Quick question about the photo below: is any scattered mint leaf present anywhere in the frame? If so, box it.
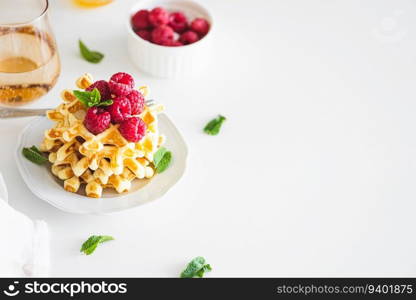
[203,264,212,272]
[153,147,172,173]
[180,257,212,278]
[73,88,110,108]
[30,145,43,156]
[79,40,104,64]
[80,235,114,255]
[156,151,172,173]
[22,146,48,165]
[204,115,226,136]
[153,147,167,166]
[196,266,211,278]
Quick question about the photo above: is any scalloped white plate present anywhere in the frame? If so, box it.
[15,114,187,214]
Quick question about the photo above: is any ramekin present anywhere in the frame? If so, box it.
[127,0,213,78]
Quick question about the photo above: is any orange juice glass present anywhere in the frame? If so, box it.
[74,0,113,8]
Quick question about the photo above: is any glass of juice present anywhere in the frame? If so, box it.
[0,0,61,106]
[73,0,114,8]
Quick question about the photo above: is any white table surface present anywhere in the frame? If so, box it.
[2,0,416,277]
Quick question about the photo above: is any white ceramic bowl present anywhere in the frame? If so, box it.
[127,0,213,78]
[15,115,188,215]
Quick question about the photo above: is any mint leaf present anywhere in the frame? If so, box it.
[80,235,114,255]
[30,145,43,156]
[204,115,226,136]
[203,264,212,272]
[156,151,171,173]
[180,257,212,278]
[73,88,106,108]
[22,146,48,165]
[153,147,167,166]
[96,99,113,107]
[153,147,172,173]
[91,87,101,103]
[79,40,104,64]
[73,90,93,107]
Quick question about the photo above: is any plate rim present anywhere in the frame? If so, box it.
[15,114,188,215]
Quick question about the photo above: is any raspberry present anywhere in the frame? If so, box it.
[148,7,169,27]
[131,9,151,30]
[166,40,183,47]
[135,29,151,41]
[107,96,131,123]
[109,72,134,96]
[190,18,210,37]
[126,90,145,115]
[151,25,174,45]
[169,12,188,33]
[119,117,147,142]
[86,80,111,101]
[179,30,199,45]
[84,107,111,135]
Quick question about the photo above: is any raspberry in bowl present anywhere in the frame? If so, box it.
[127,0,213,78]
[131,6,210,47]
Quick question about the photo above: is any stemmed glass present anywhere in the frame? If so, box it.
[0,0,60,107]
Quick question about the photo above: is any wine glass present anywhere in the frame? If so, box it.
[0,0,60,107]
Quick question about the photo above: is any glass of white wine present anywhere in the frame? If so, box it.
[0,0,60,106]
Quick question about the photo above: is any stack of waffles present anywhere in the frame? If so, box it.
[39,74,165,198]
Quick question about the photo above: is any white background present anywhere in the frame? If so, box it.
[1,0,416,276]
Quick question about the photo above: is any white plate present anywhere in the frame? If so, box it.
[15,114,188,214]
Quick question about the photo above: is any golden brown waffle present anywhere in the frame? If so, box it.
[40,73,165,198]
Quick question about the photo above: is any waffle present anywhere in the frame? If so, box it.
[40,73,166,198]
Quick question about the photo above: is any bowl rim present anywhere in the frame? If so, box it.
[126,0,214,51]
